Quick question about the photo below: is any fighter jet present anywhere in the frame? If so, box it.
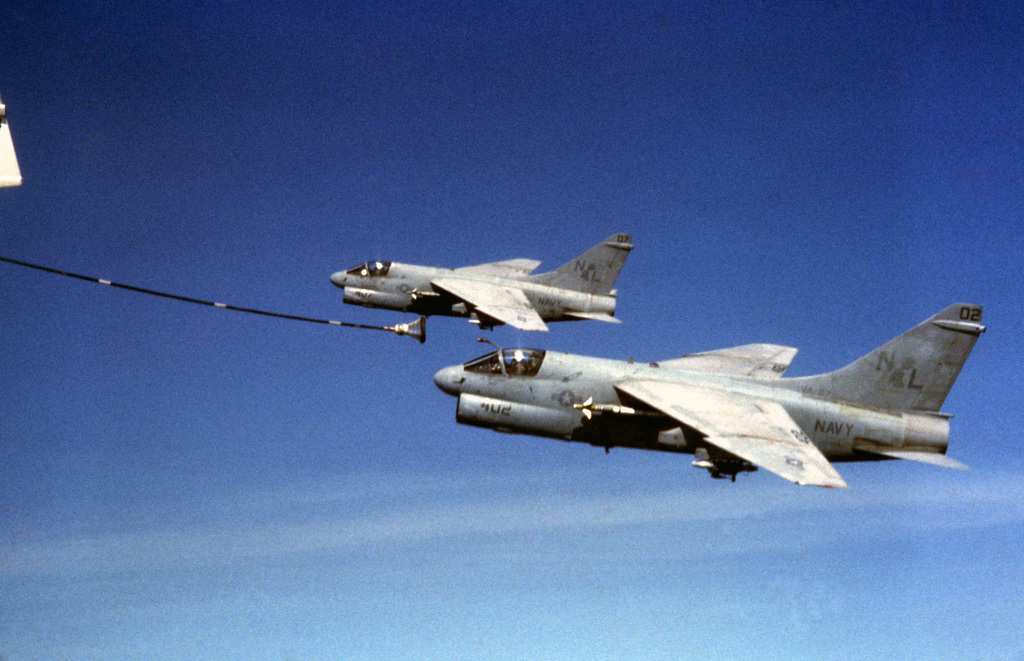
[433,303,985,487]
[330,233,632,331]
[0,93,22,187]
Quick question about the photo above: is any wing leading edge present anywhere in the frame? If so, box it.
[658,344,798,379]
[454,259,542,278]
[616,380,848,488]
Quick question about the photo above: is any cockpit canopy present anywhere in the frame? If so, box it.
[347,261,391,277]
[464,348,546,377]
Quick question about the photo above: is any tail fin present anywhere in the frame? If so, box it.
[531,233,632,295]
[787,304,985,412]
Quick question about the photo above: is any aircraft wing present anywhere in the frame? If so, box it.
[455,259,542,278]
[616,380,848,488]
[432,277,549,331]
[658,344,798,380]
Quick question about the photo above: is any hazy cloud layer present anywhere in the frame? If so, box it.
[5,468,1022,577]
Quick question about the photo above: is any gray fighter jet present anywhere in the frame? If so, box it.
[330,233,632,331]
[433,303,985,487]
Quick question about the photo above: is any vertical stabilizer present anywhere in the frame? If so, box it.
[786,304,985,412]
[531,233,632,295]
[0,94,22,187]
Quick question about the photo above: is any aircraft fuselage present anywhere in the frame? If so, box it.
[331,263,616,324]
[433,350,951,465]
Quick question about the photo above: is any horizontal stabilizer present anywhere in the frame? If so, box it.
[858,446,970,470]
[562,311,622,323]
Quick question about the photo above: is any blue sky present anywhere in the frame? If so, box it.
[2,2,1023,659]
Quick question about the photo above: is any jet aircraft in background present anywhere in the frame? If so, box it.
[331,233,632,332]
[433,303,986,487]
[0,93,22,187]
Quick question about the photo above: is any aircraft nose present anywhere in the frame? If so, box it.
[329,271,347,288]
[433,365,465,396]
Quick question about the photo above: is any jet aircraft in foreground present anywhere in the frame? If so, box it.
[0,93,22,187]
[331,233,632,331]
[433,304,985,487]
